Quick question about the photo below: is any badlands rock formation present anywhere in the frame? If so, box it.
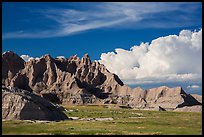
[128,86,201,111]
[2,85,68,121]
[2,51,202,112]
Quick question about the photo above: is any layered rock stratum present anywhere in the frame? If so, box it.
[2,85,68,121]
[2,51,202,112]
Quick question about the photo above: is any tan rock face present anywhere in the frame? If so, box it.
[129,86,201,110]
[2,51,202,112]
[2,86,68,121]
[2,51,25,85]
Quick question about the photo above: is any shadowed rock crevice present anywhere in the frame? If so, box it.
[41,93,62,104]
[88,87,112,99]
[113,74,124,86]
[177,94,202,108]
[10,74,32,92]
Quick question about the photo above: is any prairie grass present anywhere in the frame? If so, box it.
[2,104,202,135]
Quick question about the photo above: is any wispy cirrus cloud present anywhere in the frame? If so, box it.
[3,2,201,39]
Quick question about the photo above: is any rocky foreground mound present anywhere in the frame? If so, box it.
[2,51,202,112]
[2,85,68,121]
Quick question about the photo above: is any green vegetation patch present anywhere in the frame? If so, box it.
[2,104,202,135]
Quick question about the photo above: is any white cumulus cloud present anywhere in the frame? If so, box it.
[56,56,66,59]
[20,55,40,62]
[20,55,35,62]
[187,85,200,89]
[99,28,202,85]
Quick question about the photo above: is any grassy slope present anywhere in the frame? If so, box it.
[2,105,202,135]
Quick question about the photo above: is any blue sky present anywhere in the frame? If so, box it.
[2,2,202,94]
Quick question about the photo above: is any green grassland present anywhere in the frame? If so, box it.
[2,105,202,135]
